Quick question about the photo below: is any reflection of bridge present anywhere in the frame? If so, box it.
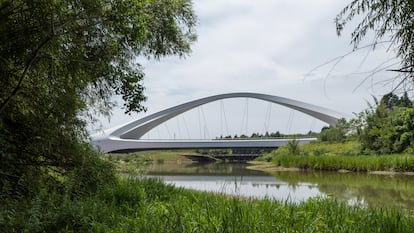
[91,92,346,153]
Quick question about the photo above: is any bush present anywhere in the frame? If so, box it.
[318,118,349,142]
[287,139,300,155]
[268,141,361,157]
[64,147,116,197]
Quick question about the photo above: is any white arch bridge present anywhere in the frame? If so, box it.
[91,92,346,153]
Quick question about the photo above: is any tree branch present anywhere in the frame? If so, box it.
[0,35,53,114]
[387,68,414,73]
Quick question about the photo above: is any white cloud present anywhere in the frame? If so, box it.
[91,0,401,139]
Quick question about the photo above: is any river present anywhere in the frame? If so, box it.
[144,161,414,209]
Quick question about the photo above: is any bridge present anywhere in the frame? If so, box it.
[91,92,346,153]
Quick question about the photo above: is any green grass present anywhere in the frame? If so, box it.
[273,140,362,157]
[127,150,198,161]
[263,141,414,172]
[3,177,414,232]
[103,150,196,174]
[270,153,414,172]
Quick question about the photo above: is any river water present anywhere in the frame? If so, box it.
[145,162,414,209]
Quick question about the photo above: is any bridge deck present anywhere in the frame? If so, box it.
[91,92,344,153]
[95,138,317,153]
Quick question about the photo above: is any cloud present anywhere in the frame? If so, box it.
[91,0,400,138]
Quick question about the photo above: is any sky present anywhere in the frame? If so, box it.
[91,0,402,139]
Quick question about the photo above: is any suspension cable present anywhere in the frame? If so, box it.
[181,115,191,139]
[240,98,249,136]
[200,106,210,139]
[246,98,249,136]
[286,110,294,135]
[221,100,230,137]
[156,127,161,139]
[164,123,172,139]
[263,102,272,135]
[220,100,223,137]
[198,107,202,139]
[176,117,182,139]
[309,118,316,135]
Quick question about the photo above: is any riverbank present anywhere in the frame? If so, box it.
[252,141,414,174]
[5,150,414,232]
[247,161,301,172]
[247,160,414,175]
[103,150,195,174]
[4,176,414,232]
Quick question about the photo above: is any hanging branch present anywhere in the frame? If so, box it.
[0,35,53,114]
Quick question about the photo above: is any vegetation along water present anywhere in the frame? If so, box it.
[3,0,414,232]
[259,141,414,173]
[3,176,414,232]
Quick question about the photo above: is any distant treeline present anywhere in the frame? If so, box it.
[196,131,318,155]
[195,148,273,155]
[215,131,318,140]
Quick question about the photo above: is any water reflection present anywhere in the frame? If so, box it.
[271,171,414,209]
[149,175,324,202]
[144,162,414,209]
[146,161,265,176]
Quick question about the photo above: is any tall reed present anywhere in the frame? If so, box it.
[271,154,414,172]
[4,177,413,232]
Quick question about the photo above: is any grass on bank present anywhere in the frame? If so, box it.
[259,141,414,172]
[104,149,195,163]
[102,150,196,174]
[2,177,414,233]
[4,144,414,232]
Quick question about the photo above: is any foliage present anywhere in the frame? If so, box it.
[359,93,414,154]
[0,0,196,197]
[270,141,362,157]
[0,0,197,113]
[218,130,315,140]
[102,152,152,175]
[2,177,414,232]
[196,148,232,155]
[271,153,414,172]
[286,138,300,155]
[0,149,117,232]
[318,118,350,142]
[336,0,414,85]
[64,148,116,197]
[265,93,414,167]
[267,132,414,172]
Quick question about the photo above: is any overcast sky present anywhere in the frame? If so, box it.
[92,0,401,139]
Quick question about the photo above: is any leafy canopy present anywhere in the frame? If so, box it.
[0,0,197,196]
[358,93,414,154]
[0,0,197,114]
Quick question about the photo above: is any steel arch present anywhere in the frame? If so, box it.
[91,92,346,152]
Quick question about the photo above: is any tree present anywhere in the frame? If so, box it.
[318,118,349,142]
[0,0,197,196]
[1,0,196,114]
[336,0,414,88]
[360,93,414,154]
[381,93,400,110]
